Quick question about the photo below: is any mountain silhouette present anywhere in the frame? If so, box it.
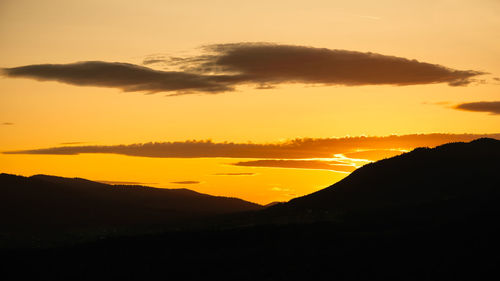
[0,173,262,234]
[262,138,500,224]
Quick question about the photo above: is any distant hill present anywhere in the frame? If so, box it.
[266,138,500,224]
[0,173,262,234]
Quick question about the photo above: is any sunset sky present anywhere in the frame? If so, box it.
[1,0,499,204]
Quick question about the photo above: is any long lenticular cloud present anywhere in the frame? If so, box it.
[1,61,233,94]
[163,43,484,87]
[4,134,499,159]
[2,43,484,95]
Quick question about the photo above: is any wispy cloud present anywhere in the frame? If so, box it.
[5,134,499,159]
[170,181,200,184]
[233,159,356,172]
[142,58,167,65]
[343,150,405,161]
[2,122,14,125]
[2,43,484,96]
[453,101,500,115]
[422,101,452,106]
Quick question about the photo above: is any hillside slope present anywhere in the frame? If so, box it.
[267,138,500,223]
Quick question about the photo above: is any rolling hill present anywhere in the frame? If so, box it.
[0,173,262,234]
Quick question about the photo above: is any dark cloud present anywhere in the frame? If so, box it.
[232,159,357,172]
[213,173,256,176]
[2,122,14,125]
[166,43,484,87]
[2,61,233,94]
[454,101,500,115]
[170,181,200,184]
[2,43,484,96]
[142,58,167,65]
[5,134,499,159]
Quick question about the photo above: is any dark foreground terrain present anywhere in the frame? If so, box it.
[1,138,500,280]
[4,217,500,281]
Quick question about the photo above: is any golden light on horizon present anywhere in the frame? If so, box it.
[1,0,500,204]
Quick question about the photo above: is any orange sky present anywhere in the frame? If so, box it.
[1,0,499,204]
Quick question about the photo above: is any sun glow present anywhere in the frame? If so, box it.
[1,0,500,205]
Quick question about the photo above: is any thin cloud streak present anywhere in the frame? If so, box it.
[343,150,405,161]
[454,101,500,115]
[4,134,500,159]
[232,159,357,172]
[2,43,484,96]
[170,181,200,184]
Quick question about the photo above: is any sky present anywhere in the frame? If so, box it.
[1,0,499,204]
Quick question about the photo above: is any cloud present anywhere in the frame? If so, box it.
[2,61,233,94]
[213,173,256,176]
[2,122,14,125]
[142,58,167,65]
[232,159,357,172]
[163,43,484,88]
[2,43,484,96]
[5,134,499,159]
[170,181,200,184]
[59,141,87,145]
[453,101,500,115]
[343,150,405,161]
[422,101,451,106]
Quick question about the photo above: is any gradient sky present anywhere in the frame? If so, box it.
[1,0,499,204]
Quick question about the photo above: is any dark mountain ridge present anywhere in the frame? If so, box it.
[263,138,500,224]
[0,173,262,234]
